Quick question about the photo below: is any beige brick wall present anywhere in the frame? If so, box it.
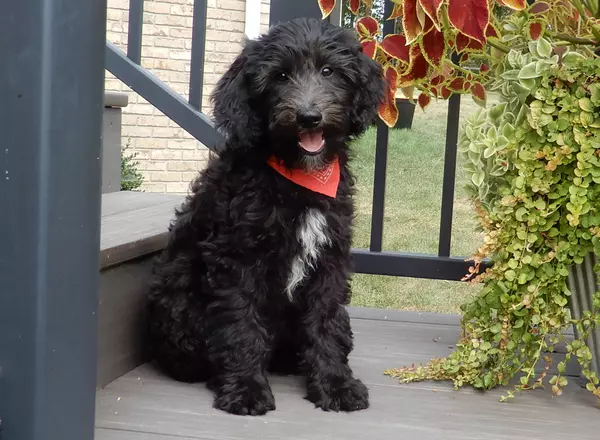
[105,0,271,194]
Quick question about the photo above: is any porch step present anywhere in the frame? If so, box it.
[98,191,184,387]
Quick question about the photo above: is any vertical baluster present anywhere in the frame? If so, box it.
[127,0,144,64]
[368,0,395,252]
[189,0,208,110]
[438,53,462,258]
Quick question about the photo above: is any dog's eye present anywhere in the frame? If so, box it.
[321,67,333,77]
[277,72,288,81]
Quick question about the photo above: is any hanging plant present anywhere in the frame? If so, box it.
[388,45,600,400]
[317,0,600,401]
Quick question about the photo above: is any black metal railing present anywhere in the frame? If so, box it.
[106,0,482,281]
[106,0,219,149]
[352,0,480,281]
[189,0,209,110]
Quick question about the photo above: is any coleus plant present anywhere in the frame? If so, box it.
[317,0,600,127]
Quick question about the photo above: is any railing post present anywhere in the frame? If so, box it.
[189,0,208,110]
[368,0,395,253]
[127,0,145,64]
[0,0,107,438]
[438,53,462,258]
[270,0,322,25]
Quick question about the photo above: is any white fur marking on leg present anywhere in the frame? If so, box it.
[286,209,331,299]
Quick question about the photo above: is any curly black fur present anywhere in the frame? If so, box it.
[146,17,385,416]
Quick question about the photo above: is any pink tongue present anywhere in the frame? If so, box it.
[299,131,324,152]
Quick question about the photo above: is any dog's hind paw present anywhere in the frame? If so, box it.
[306,376,370,412]
[213,381,276,416]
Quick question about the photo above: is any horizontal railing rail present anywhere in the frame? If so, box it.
[105,42,221,150]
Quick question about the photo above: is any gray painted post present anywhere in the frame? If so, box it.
[0,0,107,438]
[103,93,130,193]
[270,0,323,25]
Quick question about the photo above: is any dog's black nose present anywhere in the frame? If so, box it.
[297,109,322,129]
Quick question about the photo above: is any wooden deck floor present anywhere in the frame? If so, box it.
[95,310,600,440]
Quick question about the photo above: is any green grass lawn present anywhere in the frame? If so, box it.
[348,97,486,313]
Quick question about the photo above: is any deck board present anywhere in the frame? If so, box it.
[100,192,184,269]
[95,317,600,440]
[101,191,183,218]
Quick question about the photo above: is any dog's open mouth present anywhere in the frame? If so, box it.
[298,129,325,155]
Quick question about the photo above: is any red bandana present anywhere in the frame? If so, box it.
[267,156,341,198]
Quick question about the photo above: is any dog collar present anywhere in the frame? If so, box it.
[267,156,340,198]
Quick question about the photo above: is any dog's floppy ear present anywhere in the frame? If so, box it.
[349,51,385,137]
[211,40,262,151]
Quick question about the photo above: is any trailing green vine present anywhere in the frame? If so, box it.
[385,39,600,400]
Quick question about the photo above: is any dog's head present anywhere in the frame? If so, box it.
[211,18,385,170]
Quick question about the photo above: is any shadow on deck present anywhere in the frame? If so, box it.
[95,192,599,440]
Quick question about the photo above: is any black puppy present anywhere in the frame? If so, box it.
[146,17,385,416]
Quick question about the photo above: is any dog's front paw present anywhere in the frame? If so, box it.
[213,379,276,416]
[306,376,369,412]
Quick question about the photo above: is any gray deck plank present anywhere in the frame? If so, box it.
[95,428,214,440]
[96,318,600,440]
[101,191,183,218]
[100,193,184,269]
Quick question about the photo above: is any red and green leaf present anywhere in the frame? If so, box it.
[381,34,411,63]
[456,33,485,53]
[317,0,336,18]
[440,86,452,99]
[403,0,424,44]
[349,0,360,14]
[480,63,490,73]
[361,39,378,59]
[420,26,446,68]
[398,45,430,86]
[419,0,443,30]
[471,82,486,104]
[379,65,400,127]
[430,74,444,86]
[497,0,527,10]
[416,0,428,28]
[448,77,466,91]
[528,21,544,40]
[448,0,490,43]
[401,86,415,100]
[356,16,380,39]
[486,22,500,39]
[418,92,432,109]
[529,1,550,14]
[422,14,435,34]
[389,2,404,19]
[440,62,453,77]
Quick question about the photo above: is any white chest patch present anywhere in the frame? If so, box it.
[286,208,331,299]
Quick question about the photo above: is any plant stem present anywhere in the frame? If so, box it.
[468,53,497,61]
[444,59,480,77]
[487,38,510,54]
[550,32,599,46]
[522,336,546,388]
